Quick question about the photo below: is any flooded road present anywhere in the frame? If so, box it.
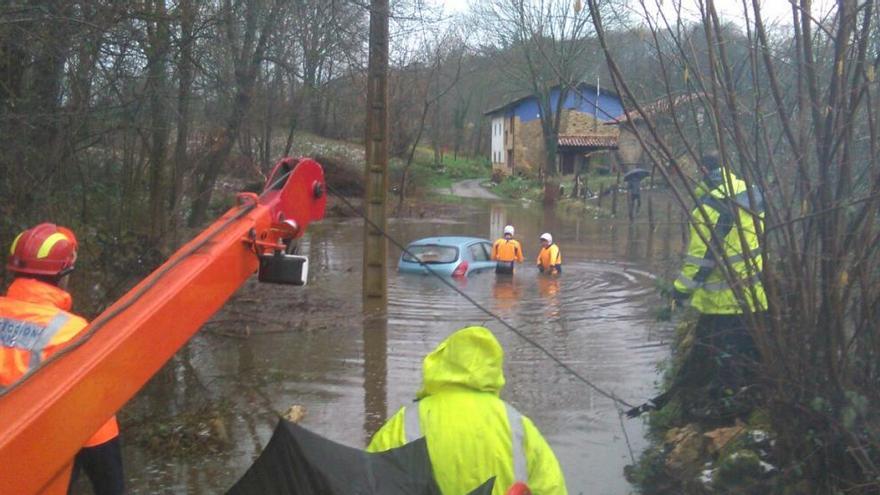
[104,195,682,495]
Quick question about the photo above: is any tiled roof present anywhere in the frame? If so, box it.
[557,134,619,148]
[609,92,705,124]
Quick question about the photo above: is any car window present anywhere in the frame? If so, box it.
[469,243,489,262]
[481,242,492,258]
[402,244,458,264]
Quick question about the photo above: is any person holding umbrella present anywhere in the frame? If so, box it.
[624,167,649,219]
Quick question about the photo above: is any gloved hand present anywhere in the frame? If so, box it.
[671,289,690,304]
[537,265,544,273]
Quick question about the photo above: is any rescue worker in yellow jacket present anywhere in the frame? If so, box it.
[672,152,766,411]
[367,326,567,495]
[492,225,524,275]
[2,223,124,495]
[536,233,562,275]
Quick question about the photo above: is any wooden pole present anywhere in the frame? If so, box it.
[363,0,389,300]
[646,195,654,258]
[611,186,618,216]
[611,170,620,216]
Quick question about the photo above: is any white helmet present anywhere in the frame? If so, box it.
[503,225,515,236]
[540,232,552,243]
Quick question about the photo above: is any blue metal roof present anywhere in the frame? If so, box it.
[484,83,623,123]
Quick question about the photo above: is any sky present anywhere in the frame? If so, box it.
[430,0,836,29]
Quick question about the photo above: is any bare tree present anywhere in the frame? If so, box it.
[587,0,880,490]
[395,31,465,208]
[188,0,284,227]
[471,0,600,178]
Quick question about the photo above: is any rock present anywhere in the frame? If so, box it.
[704,422,745,454]
[209,417,229,444]
[664,424,706,476]
[284,404,306,423]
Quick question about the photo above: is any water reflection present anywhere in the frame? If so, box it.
[536,276,561,320]
[490,204,507,241]
[112,191,682,495]
[491,277,521,315]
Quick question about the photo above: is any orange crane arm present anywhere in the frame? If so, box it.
[0,158,326,494]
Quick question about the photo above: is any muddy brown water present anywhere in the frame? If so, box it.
[88,195,683,495]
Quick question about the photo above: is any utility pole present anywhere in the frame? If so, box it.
[363,0,389,300]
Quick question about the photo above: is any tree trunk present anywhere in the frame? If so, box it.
[188,0,282,227]
[398,100,431,209]
[170,0,195,238]
[146,0,171,242]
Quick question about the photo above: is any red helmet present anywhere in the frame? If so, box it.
[6,223,78,277]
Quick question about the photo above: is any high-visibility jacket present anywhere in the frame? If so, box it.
[536,244,562,274]
[367,326,567,495]
[674,169,768,314]
[0,278,120,447]
[493,238,524,263]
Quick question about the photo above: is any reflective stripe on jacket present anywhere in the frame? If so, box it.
[493,238,524,263]
[536,244,562,274]
[367,326,567,495]
[674,169,768,314]
[0,278,119,447]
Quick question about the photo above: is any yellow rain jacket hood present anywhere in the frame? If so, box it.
[417,326,505,399]
[368,326,567,495]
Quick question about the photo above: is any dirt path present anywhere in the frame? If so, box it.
[447,179,500,199]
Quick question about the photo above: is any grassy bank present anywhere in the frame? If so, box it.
[491,172,627,214]
[391,148,491,193]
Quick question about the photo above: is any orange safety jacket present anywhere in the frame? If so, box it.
[536,244,562,274]
[492,238,524,263]
[0,278,119,447]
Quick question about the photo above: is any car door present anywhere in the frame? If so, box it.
[467,242,494,273]
[479,242,498,271]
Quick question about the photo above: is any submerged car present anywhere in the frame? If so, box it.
[398,236,495,277]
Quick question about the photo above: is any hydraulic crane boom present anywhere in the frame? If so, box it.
[0,157,326,494]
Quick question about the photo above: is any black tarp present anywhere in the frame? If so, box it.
[227,419,495,495]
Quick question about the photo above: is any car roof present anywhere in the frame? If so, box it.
[407,236,490,247]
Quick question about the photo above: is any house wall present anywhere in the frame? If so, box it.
[489,85,625,176]
[490,116,505,167]
[616,124,644,167]
[507,109,620,175]
[560,110,619,137]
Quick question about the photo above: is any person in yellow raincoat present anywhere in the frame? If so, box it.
[367,326,567,495]
[671,152,766,416]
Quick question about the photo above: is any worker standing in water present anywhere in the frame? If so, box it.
[492,225,524,275]
[367,326,567,494]
[536,233,562,275]
[2,223,124,495]
[670,152,766,417]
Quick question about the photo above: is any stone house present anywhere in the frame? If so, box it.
[607,92,707,174]
[484,83,624,177]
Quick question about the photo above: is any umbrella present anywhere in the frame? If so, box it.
[228,418,495,495]
[623,168,650,182]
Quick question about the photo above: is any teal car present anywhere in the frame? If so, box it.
[398,237,495,277]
